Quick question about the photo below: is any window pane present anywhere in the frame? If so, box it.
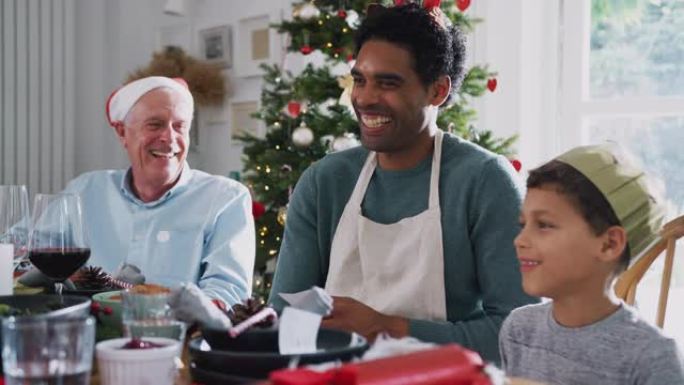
[590,0,684,99]
[587,116,684,212]
[587,116,684,341]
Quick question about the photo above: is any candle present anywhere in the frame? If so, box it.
[0,243,13,295]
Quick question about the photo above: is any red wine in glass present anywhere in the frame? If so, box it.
[28,193,90,295]
[28,248,91,281]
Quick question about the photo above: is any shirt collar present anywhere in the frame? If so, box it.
[119,162,193,207]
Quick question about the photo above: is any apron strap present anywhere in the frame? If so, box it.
[347,151,377,207]
[428,130,444,209]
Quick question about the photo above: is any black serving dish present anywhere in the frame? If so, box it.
[0,294,91,374]
[189,362,258,385]
[191,328,368,378]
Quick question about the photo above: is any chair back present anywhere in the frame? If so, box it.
[615,215,684,328]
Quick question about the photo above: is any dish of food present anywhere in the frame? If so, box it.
[0,301,65,317]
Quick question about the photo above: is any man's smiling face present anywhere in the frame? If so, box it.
[117,87,192,193]
[351,39,437,154]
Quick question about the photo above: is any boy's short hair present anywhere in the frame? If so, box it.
[527,144,666,272]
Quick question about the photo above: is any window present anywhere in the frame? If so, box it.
[559,0,684,338]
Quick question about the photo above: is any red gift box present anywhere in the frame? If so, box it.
[270,344,491,385]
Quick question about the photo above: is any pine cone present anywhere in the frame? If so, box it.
[228,298,275,328]
[71,266,116,290]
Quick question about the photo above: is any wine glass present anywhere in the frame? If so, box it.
[28,193,90,295]
[0,185,30,269]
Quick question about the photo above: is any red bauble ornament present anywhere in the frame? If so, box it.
[337,9,347,18]
[394,0,406,5]
[300,45,313,55]
[423,0,441,8]
[487,78,497,92]
[346,53,354,62]
[456,0,471,11]
[287,101,302,118]
[252,201,266,219]
[510,159,522,172]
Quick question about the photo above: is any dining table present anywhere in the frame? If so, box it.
[9,282,545,385]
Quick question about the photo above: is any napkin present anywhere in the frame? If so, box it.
[276,286,333,355]
[16,268,76,290]
[113,263,145,285]
[279,286,333,316]
[167,282,233,330]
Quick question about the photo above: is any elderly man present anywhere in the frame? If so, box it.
[63,76,255,306]
[269,4,535,363]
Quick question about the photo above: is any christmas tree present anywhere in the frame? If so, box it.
[238,0,517,302]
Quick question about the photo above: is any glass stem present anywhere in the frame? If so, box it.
[55,282,64,297]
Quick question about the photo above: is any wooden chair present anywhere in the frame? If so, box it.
[615,215,684,328]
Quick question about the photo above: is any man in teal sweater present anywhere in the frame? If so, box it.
[269,3,535,363]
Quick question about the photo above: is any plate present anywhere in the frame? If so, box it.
[190,328,368,378]
[189,362,258,385]
[0,294,91,320]
[62,287,117,297]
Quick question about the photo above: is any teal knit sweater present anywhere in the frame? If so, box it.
[269,133,537,363]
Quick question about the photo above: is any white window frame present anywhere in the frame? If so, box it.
[557,0,684,151]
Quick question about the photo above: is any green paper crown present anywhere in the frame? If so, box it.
[556,144,666,261]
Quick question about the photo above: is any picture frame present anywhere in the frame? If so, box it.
[198,25,232,68]
[231,101,262,142]
[236,14,276,77]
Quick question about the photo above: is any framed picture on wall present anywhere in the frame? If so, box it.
[231,101,261,141]
[236,15,274,77]
[198,25,232,68]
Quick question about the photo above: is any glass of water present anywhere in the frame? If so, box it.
[0,185,30,269]
[121,290,186,341]
[1,316,95,385]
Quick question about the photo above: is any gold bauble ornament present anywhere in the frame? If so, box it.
[277,206,288,226]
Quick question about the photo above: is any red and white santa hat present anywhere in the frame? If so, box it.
[105,76,194,127]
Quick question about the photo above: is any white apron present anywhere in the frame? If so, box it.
[325,130,447,321]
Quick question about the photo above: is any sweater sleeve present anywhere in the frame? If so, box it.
[268,165,325,311]
[408,156,537,363]
[634,337,684,385]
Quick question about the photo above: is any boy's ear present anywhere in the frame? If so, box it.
[598,225,628,263]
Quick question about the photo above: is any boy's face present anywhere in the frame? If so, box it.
[514,185,612,299]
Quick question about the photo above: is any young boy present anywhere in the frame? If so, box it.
[499,144,684,384]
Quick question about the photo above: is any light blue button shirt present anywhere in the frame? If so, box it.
[63,164,255,305]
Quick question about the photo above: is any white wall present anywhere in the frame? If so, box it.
[73,0,293,179]
[71,0,552,179]
[469,0,560,170]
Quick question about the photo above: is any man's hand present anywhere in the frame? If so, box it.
[321,296,409,342]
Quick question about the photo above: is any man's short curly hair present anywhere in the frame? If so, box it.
[354,3,467,105]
